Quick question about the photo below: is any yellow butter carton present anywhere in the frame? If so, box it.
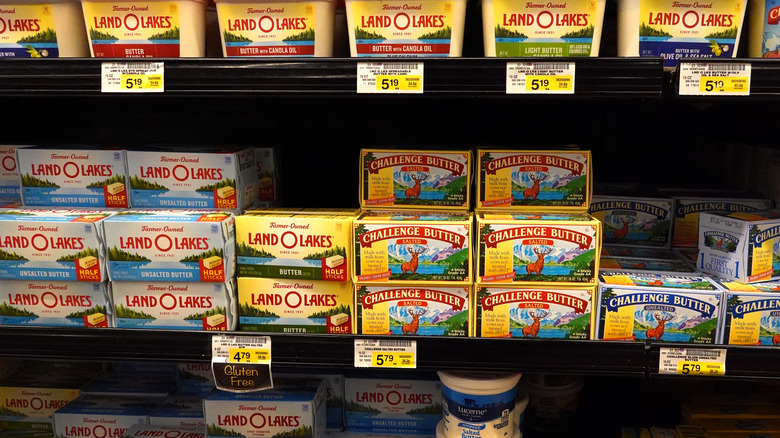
[353,210,472,285]
[236,209,355,282]
[477,212,600,286]
[672,197,773,248]
[360,149,471,210]
[474,285,594,339]
[356,284,470,336]
[476,150,591,211]
[237,277,353,334]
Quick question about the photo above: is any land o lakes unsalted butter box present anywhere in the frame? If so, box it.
[110,281,236,331]
[204,378,326,438]
[126,148,258,210]
[671,197,774,248]
[477,212,600,286]
[236,210,354,282]
[102,210,235,282]
[0,281,111,327]
[476,149,591,211]
[122,424,205,438]
[52,394,161,438]
[353,210,472,285]
[596,271,725,343]
[474,285,594,339]
[359,149,471,210]
[715,279,780,347]
[16,148,130,208]
[0,146,30,201]
[355,284,470,336]
[343,376,441,434]
[0,209,113,282]
[589,195,675,248]
[237,277,353,334]
[698,209,780,283]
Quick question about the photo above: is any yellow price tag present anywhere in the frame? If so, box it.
[677,361,724,376]
[121,74,163,91]
[699,76,748,93]
[526,75,572,92]
[372,352,415,368]
[228,348,270,364]
[376,75,422,92]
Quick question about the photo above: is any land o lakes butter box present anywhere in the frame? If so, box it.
[16,147,130,208]
[0,281,111,327]
[0,209,113,282]
[237,278,353,334]
[53,394,163,438]
[0,145,30,201]
[353,210,472,285]
[236,210,355,282]
[359,149,472,211]
[122,424,205,438]
[716,279,780,347]
[476,149,591,211]
[103,210,235,283]
[148,393,207,428]
[477,212,600,286]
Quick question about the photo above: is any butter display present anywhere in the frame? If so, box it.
[0,281,111,327]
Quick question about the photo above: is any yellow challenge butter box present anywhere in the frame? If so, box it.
[360,149,472,211]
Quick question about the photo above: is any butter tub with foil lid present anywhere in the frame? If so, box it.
[0,280,112,327]
[0,0,89,57]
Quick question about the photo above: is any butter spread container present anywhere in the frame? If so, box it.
[597,272,724,343]
[52,394,160,438]
[16,147,130,208]
[0,146,29,199]
[122,425,205,438]
[103,210,235,282]
[672,197,773,248]
[476,149,591,211]
[353,210,472,285]
[477,212,600,286]
[148,394,207,428]
[126,148,257,210]
[360,149,471,210]
[0,281,111,327]
[475,285,594,339]
[80,0,207,57]
[355,284,470,336]
[698,209,780,283]
[0,209,112,282]
[589,195,675,248]
[111,280,236,330]
[236,209,354,282]
[237,277,353,334]
[0,0,89,57]
[344,0,467,57]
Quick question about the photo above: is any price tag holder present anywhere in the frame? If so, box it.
[659,347,726,376]
[506,62,575,94]
[678,62,751,96]
[355,339,417,368]
[357,62,424,94]
[212,335,272,392]
[101,62,164,93]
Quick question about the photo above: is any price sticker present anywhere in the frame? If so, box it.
[101,62,164,93]
[659,347,726,376]
[507,62,575,94]
[679,62,751,96]
[228,348,271,364]
[357,62,424,94]
[355,339,417,368]
[212,335,272,392]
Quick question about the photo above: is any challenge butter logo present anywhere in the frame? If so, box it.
[367,154,465,176]
[359,226,466,248]
[484,154,584,175]
[483,226,592,249]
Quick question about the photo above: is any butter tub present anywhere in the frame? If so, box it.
[0,281,112,327]
[111,280,236,330]
[215,0,335,57]
[80,0,207,57]
[481,0,606,57]
[344,0,467,57]
[0,0,89,57]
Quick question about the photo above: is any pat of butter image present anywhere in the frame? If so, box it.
[329,313,349,326]
[107,182,126,195]
[202,256,223,270]
[259,177,273,188]
[325,255,344,268]
[216,186,235,199]
[78,256,99,270]
[85,313,106,326]
[205,314,226,327]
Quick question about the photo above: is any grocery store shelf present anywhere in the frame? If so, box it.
[0,57,664,99]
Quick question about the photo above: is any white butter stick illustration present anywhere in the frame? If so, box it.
[202,256,223,269]
[216,187,235,199]
[330,313,349,326]
[325,255,344,268]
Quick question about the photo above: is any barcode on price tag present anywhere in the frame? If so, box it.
[101,62,165,93]
[355,339,417,368]
[212,335,272,392]
[506,62,575,94]
[678,62,751,96]
[659,347,726,376]
[357,62,424,94]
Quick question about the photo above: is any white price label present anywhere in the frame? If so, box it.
[101,62,165,93]
[212,335,272,392]
[506,62,575,94]
[354,339,417,368]
[679,62,751,96]
[659,347,726,376]
[357,62,424,94]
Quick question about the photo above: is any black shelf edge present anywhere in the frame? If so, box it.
[0,57,664,99]
[647,343,780,379]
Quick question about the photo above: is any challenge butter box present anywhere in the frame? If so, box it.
[353,210,472,285]
[476,212,600,286]
[589,195,675,248]
[672,197,773,248]
[360,149,472,211]
[476,149,591,211]
[716,279,780,347]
